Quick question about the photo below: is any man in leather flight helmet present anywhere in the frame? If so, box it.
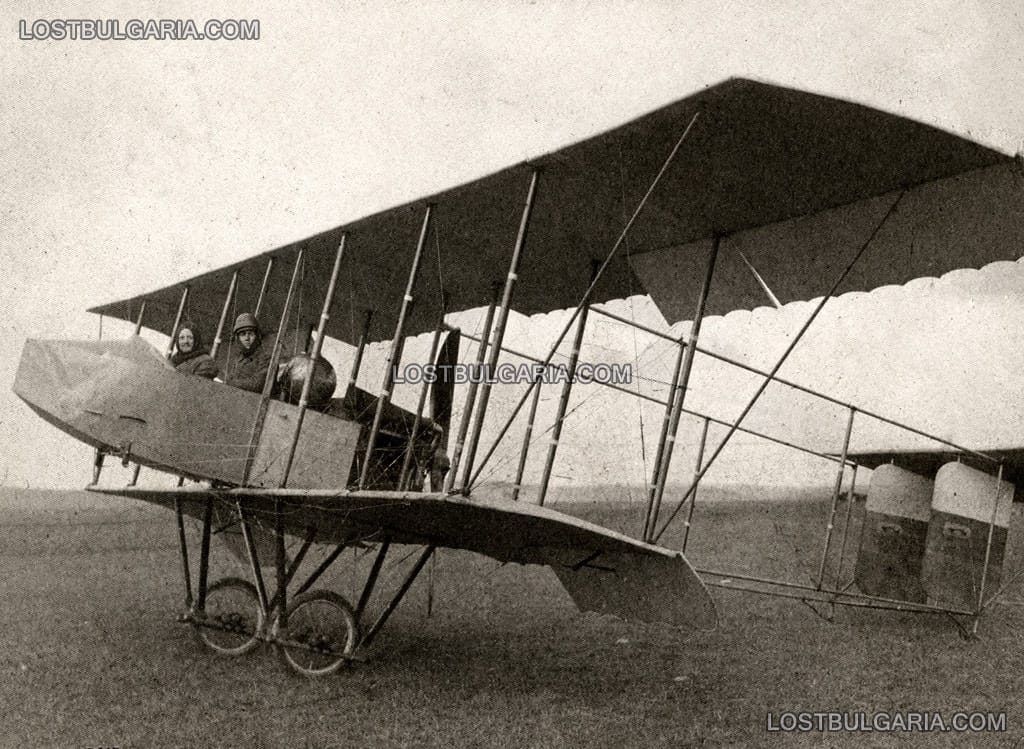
[224,312,273,393]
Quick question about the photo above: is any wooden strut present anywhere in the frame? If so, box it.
[175,498,194,609]
[274,497,288,626]
[511,374,543,501]
[697,566,976,615]
[652,191,908,544]
[164,287,191,487]
[680,416,709,553]
[128,300,151,486]
[973,462,1006,634]
[816,407,856,590]
[468,114,700,491]
[236,500,270,613]
[195,498,213,612]
[446,282,501,493]
[641,334,688,540]
[294,542,349,596]
[399,301,448,491]
[355,539,391,618]
[254,256,275,320]
[646,235,721,541]
[92,314,107,485]
[266,526,317,612]
[459,169,541,494]
[832,465,859,590]
[346,309,374,395]
[359,205,432,489]
[165,286,191,358]
[280,236,347,488]
[133,300,147,335]
[701,574,975,617]
[242,248,305,487]
[537,260,600,507]
[359,545,435,648]
[209,271,239,361]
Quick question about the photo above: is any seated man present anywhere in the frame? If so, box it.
[223,313,274,394]
[170,321,220,379]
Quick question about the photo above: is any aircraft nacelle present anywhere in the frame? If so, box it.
[13,336,437,490]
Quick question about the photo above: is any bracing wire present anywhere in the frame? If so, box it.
[618,139,649,496]
[467,112,701,491]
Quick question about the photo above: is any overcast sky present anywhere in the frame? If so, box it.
[2,1,1023,490]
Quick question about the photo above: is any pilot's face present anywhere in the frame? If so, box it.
[237,329,258,351]
[177,329,195,354]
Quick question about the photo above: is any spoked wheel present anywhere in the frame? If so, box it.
[277,590,359,677]
[192,577,264,656]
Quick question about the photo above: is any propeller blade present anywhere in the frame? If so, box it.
[430,327,460,448]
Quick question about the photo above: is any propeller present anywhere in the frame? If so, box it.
[429,326,460,489]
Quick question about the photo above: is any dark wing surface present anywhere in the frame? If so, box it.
[89,485,717,631]
[850,447,1024,486]
[88,78,1013,342]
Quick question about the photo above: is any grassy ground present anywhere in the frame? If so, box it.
[1,488,1022,748]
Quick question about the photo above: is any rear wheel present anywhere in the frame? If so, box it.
[277,590,359,677]
[192,577,264,656]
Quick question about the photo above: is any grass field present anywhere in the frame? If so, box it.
[1,487,1022,748]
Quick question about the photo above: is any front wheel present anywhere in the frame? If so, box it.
[192,577,264,656]
[277,590,359,677]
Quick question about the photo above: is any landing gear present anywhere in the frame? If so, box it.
[277,590,359,677]
[192,577,264,656]
[175,494,435,676]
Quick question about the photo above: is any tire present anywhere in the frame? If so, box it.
[192,577,264,656]
[277,590,359,677]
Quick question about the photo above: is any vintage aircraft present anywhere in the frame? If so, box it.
[14,78,1024,676]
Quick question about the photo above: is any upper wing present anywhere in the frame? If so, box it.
[87,78,1012,344]
[849,446,1024,485]
[89,484,717,631]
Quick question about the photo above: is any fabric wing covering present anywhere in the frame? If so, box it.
[89,78,1017,343]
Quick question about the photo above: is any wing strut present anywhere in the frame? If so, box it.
[467,113,700,492]
[446,282,500,493]
[254,256,275,320]
[346,309,374,394]
[680,416,710,552]
[399,299,448,490]
[737,250,782,309]
[653,191,907,543]
[640,332,687,540]
[126,301,149,486]
[511,372,543,501]
[537,260,600,506]
[242,248,305,486]
[644,234,720,541]
[209,271,238,361]
[164,286,191,357]
[359,205,432,489]
[459,168,541,493]
[280,234,347,488]
[815,407,856,591]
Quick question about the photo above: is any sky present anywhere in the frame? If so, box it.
[1,1,1023,491]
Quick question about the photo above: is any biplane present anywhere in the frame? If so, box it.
[14,78,1024,676]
